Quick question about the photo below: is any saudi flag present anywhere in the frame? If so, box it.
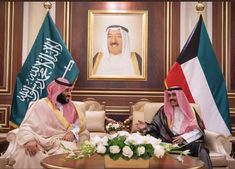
[165,15,231,136]
[10,12,79,127]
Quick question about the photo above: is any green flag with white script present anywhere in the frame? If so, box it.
[10,12,79,127]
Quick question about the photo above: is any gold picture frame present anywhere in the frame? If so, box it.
[87,10,148,80]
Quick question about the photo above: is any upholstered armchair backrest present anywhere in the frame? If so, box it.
[82,98,106,133]
[73,101,86,115]
[143,103,164,123]
[83,98,105,111]
[131,99,151,113]
[74,99,106,134]
[132,103,163,132]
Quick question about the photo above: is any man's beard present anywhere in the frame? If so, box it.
[56,93,69,104]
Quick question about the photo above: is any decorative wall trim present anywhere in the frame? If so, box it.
[0,2,23,132]
[0,2,13,95]
[166,1,173,73]
[230,108,235,133]
[223,2,230,89]
[64,2,70,49]
[0,104,11,131]
[105,105,130,113]
[73,90,164,95]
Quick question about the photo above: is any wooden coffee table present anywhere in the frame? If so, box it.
[41,153,204,169]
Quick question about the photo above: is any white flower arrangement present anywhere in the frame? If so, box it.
[106,122,122,133]
[64,131,190,163]
[89,131,190,161]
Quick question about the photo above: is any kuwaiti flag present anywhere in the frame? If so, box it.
[165,15,231,136]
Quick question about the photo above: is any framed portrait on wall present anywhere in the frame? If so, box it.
[87,10,148,80]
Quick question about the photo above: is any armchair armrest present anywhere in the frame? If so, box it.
[205,129,231,156]
[105,116,115,123]
[123,115,133,125]
[6,128,19,142]
[123,116,133,132]
[204,130,235,169]
[2,128,19,158]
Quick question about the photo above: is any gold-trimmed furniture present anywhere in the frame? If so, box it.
[124,100,235,169]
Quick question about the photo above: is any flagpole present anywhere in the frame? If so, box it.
[196,1,205,14]
[43,2,52,11]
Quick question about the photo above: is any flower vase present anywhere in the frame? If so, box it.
[104,156,149,168]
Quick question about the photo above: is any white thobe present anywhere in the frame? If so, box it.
[172,107,202,144]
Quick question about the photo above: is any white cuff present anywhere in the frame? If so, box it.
[71,127,80,140]
[181,129,202,144]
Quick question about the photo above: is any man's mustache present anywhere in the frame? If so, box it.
[170,99,176,102]
[110,42,119,46]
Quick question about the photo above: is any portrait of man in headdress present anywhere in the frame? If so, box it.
[87,10,147,79]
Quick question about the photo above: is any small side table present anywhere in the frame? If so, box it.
[230,140,235,159]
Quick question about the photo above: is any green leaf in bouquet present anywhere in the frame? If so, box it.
[110,153,122,160]
[108,136,126,148]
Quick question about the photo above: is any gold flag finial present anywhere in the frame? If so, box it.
[196,1,205,13]
[43,2,52,11]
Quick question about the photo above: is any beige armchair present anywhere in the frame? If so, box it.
[78,98,114,137]
[124,100,235,169]
[124,98,152,131]
[0,98,115,169]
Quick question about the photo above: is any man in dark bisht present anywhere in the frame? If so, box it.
[136,86,212,169]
